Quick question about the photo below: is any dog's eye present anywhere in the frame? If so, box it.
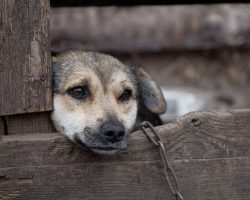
[119,89,132,102]
[68,86,90,100]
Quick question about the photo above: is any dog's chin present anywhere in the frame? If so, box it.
[90,148,119,155]
[84,144,127,155]
[73,133,128,155]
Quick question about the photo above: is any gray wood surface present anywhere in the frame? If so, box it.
[0,0,52,116]
[51,5,250,52]
[0,110,250,199]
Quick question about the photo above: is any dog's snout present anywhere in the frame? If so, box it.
[100,122,125,143]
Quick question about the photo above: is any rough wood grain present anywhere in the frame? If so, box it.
[5,112,55,135]
[1,110,250,167]
[0,158,249,200]
[0,110,250,199]
[0,0,52,116]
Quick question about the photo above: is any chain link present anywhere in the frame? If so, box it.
[140,121,184,200]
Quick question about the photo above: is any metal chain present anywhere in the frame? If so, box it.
[139,121,184,200]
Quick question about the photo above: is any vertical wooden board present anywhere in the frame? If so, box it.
[0,0,52,116]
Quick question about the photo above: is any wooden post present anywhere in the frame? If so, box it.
[0,0,52,116]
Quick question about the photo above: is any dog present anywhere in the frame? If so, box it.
[51,50,166,154]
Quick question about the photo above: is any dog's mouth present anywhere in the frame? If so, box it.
[90,146,124,155]
[73,132,128,154]
[90,146,120,151]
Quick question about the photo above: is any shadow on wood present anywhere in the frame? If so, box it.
[0,110,249,199]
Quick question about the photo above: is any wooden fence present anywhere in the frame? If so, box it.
[1,110,250,199]
[0,0,250,199]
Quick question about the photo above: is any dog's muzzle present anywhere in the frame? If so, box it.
[73,122,128,154]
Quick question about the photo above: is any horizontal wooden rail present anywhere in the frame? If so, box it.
[51,5,250,52]
[51,0,250,7]
[0,110,250,199]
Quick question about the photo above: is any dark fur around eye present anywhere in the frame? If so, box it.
[119,89,132,102]
[68,86,90,100]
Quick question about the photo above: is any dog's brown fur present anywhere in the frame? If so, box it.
[51,50,166,154]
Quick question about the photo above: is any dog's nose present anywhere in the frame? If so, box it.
[100,122,125,143]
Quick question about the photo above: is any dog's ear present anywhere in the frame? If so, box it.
[134,67,166,114]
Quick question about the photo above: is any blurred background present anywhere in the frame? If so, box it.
[50,4,250,122]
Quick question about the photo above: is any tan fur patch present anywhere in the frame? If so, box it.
[54,68,138,136]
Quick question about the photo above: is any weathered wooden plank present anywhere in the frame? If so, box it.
[50,0,250,7]
[0,0,52,116]
[0,110,250,166]
[0,157,249,199]
[51,5,250,52]
[0,110,249,199]
[5,112,55,135]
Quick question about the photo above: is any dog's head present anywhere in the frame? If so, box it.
[51,51,166,154]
